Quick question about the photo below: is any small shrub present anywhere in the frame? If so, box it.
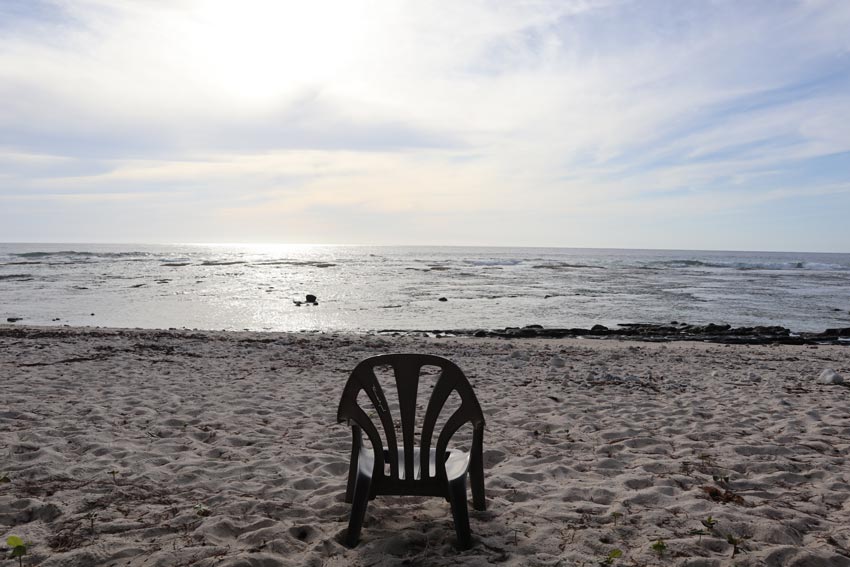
[600,548,623,565]
[6,536,27,567]
[650,539,667,556]
[712,474,730,485]
[83,511,98,535]
[726,533,748,557]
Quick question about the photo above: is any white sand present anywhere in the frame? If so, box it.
[1,326,849,566]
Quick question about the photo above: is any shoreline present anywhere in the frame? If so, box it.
[4,320,850,346]
[2,325,849,565]
[380,323,850,345]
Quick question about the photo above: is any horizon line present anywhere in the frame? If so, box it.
[0,241,848,255]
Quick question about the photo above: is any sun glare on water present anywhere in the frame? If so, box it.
[198,242,329,256]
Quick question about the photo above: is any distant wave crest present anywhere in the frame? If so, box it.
[12,251,151,259]
[655,259,848,271]
[463,259,523,266]
[532,262,605,270]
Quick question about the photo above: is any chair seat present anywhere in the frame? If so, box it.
[357,447,471,481]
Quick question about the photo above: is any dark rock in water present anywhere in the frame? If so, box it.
[819,327,850,338]
[688,323,731,334]
[750,326,790,336]
[504,326,539,337]
[90,313,95,316]
[296,294,318,306]
[438,297,448,302]
[376,322,850,346]
[7,317,23,322]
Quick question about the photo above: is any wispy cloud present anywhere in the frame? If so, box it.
[1,0,849,250]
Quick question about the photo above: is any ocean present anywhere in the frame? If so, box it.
[1,243,849,334]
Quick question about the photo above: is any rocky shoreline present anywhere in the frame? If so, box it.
[379,322,850,345]
[3,321,850,346]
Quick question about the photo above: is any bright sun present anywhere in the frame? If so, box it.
[181,1,369,103]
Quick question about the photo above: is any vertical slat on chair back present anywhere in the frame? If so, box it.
[338,354,484,487]
[418,358,483,481]
[338,362,395,480]
[392,357,421,482]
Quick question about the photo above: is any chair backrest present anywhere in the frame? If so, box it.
[337,354,484,487]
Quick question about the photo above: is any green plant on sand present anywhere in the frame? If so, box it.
[690,516,718,542]
[6,536,27,567]
[83,511,98,535]
[726,533,748,557]
[650,538,667,556]
[712,474,730,485]
[600,548,623,565]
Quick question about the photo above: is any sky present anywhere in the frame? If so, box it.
[1,0,849,252]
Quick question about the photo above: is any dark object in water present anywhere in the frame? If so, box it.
[295,294,319,306]
[7,317,23,322]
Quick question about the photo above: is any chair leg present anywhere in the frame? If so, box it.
[470,428,486,511]
[344,466,356,504]
[345,432,360,503]
[345,471,372,547]
[447,476,472,549]
[470,464,486,511]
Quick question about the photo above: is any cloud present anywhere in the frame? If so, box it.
[1,0,849,249]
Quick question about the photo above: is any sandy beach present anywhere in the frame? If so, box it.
[1,325,849,566]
